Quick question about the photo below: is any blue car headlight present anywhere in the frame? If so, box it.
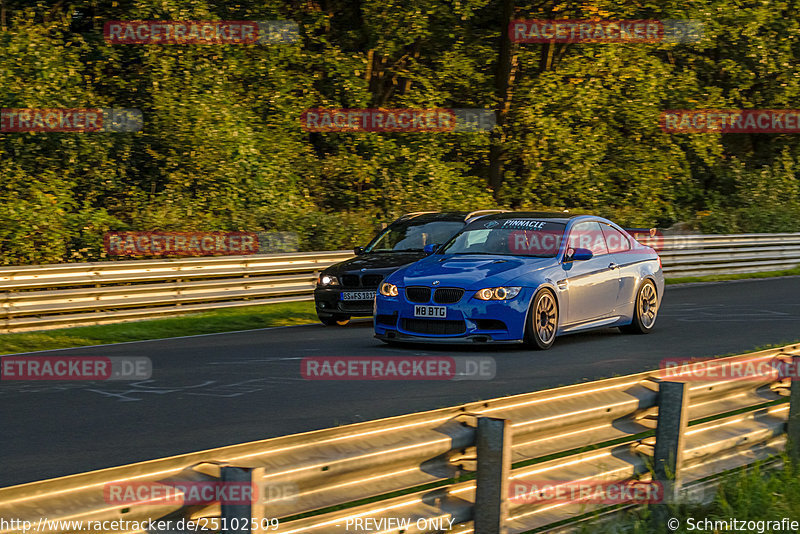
[380,282,399,297]
[474,287,522,300]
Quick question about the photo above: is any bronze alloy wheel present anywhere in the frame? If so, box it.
[621,279,658,334]
[527,288,558,349]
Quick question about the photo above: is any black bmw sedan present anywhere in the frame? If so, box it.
[314,210,504,325]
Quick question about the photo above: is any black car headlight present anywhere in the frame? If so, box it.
[318,274,339,287]
[474,287,522,300]
[379,282,399,297]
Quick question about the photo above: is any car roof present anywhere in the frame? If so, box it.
[395,210,509,223]
[474,211,582,224]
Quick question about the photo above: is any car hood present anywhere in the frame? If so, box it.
[392,254,552,289]
[329,251,425,274]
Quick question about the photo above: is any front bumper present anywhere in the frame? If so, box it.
[374,330,523,345]
[314,287,376,317]
[373,287,534,342]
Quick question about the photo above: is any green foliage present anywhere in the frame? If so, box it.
[285,210,381,251]
[579,459,800,534]
[1,0,800,264]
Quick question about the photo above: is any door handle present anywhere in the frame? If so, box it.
[608,262,618,270]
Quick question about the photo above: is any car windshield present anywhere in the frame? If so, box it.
[441,219,566,257]
[365,220,464,252]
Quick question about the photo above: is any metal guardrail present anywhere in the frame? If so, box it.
[659,233,800,277]
[2,344,799,533]
[0,251,352,332]
[0,233,798,332]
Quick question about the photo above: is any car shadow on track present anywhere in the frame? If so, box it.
[368,327,626,353]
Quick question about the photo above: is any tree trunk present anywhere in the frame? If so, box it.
[489,0,517,199]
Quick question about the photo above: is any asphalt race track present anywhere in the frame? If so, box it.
[2,277,800,487]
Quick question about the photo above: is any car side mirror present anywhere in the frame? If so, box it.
[423,244,440,255]
[565,247,593,261]
[354,246,366,255]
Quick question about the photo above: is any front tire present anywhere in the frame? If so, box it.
[621,279,658,334]
[525,288,559,350]
[318,313,351,326]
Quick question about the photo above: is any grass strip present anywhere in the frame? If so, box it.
[571,457,799,534]
[665,265,800,284]
[0,301,318,355]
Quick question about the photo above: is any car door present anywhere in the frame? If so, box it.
[562,221,621,325]
[600,223,637,312]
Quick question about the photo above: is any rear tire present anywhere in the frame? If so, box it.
[620,279,658,334]
[525,288,559,350]
[318,313,351,326]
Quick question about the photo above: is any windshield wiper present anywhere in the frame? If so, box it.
[366,248,424,253]
[449,252,553,257]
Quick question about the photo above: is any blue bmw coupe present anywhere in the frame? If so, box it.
[374,212,664,349]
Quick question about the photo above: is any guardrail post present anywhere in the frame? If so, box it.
[1,290,8,334]
[653,381,689,505]
[787,355,800,461]
[221,466,252,534]
[475,417,511,534]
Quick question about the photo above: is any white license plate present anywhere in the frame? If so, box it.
[414,305,447,318]
[341,291,376,301]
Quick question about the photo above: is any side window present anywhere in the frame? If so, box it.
[601,224,631,253]
[568,221,609,256]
